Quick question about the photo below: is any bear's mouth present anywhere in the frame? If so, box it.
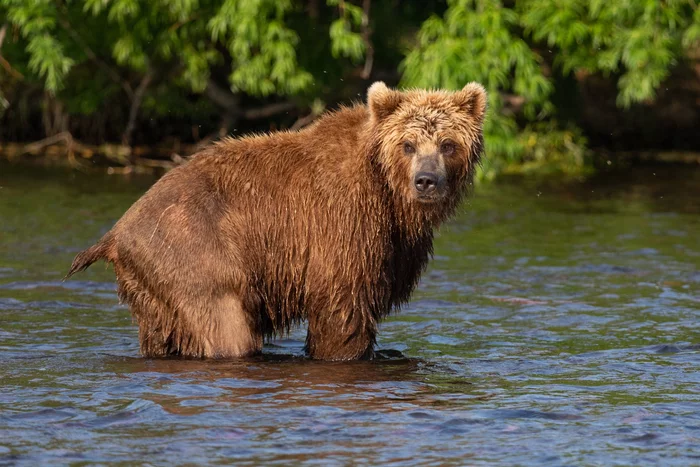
[414,192,446,204]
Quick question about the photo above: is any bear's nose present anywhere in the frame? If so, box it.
[414,172,438,193]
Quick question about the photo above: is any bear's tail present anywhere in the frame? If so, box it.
[63,233,114,280]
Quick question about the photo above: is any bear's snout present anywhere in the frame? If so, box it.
[410,151,447,201]
[414,172,438,194]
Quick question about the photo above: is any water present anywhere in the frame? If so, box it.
[1,162,699,465]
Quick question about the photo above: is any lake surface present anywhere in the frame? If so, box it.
[1,161,699,466]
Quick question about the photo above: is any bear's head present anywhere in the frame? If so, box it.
[367,81,487,218]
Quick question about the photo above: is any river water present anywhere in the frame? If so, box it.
[1,162,699,465]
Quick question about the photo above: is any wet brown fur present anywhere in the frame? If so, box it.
[65,82,487,360]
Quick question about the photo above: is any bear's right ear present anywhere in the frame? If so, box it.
[455,82,488,124]
[367,81,403,122]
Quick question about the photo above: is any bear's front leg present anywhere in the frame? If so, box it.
[305,304,377,360]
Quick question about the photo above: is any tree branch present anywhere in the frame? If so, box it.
[122,69,154,146]
[0,23,24,79]
[0,55,23,79]
[205,78,239,110]
[360,0,374,79]
[205,78,298,120]
[56,15,133,98]
[290,109,322,131]
[307,0,320,19]
[243,101,297,120]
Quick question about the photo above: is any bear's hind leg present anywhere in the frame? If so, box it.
[118,268,261,358]
[136,307,180,357]
[199,294,263,358]
[115,266,184,357]
[130,291,189,357]
[135,294,263,358]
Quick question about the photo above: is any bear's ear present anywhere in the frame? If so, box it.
[367,81,403,122]
[455,82,487,123]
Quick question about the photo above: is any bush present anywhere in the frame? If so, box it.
[1,0,699,175]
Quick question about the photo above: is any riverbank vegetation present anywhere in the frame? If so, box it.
[1,0,699,177]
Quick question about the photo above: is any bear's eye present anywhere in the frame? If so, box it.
[440,141,456,156]
[403,142,416,155]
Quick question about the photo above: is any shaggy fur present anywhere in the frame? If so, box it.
[66,82,487,360]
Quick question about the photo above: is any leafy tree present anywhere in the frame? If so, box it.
[401,0,554,177]
[402,0,700,176]
[1,0,699,176]
[1,0,314,143]
[519,0,699,107]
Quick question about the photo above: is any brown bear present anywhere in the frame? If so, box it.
[65,81,487,360]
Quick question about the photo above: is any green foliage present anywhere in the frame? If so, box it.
[208,0,312,95]
[327,0,366,62]
[402,0,700,177]
[26,33,73,93]
[519,0,697,107]
[1,0,699,176]
[514,122,591,176]
[4,0,74,92]
[402,0,555,176]
[683,6,700,49]
[402,0,552,114]
[3,0,312,98]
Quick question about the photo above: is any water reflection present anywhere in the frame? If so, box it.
[111,351,431,411]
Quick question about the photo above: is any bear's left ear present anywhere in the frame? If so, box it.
[367,81,403,122]
[455,82,488,124]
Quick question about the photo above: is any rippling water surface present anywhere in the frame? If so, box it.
[1,162,699,465]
